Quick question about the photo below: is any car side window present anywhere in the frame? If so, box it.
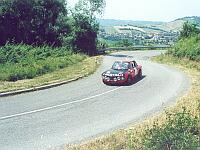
[133,61,137,67]
[128,63,130,69]
[129,62,134,69]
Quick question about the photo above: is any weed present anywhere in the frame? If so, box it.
[143,108,199,150]
[0,44,86,81]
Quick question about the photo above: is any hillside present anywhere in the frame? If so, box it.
[99,16,200,32]
[176,16,200,24]
[158,16,200,32]
[98,19,163,26]
[98,16,200,46]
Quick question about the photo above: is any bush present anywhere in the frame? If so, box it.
[0,44,86,81]
[168,34,200,61]
[180,22,200,38]
[168,22,200,61]
[143,108,199,150]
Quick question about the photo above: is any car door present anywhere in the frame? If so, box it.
[133,61,139,76]
[129,62,135,78]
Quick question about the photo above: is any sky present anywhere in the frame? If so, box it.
[67,0,200,22]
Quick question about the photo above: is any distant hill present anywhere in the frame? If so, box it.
[98,19,163,26]
[175,16,200,24]
[99,16,200,32]
[159,16,200,32]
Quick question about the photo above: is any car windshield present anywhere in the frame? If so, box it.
[112,61,129,70]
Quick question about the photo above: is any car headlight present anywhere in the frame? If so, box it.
[103,76,107,78]
[120,73,124,77]
[103,76,110,80]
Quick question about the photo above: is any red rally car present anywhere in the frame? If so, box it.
[102,60,142,85]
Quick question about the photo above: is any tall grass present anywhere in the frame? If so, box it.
[0,44,86,81]
[143,108,199,150]
[168,34,200,61]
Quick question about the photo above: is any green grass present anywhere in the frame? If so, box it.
[143,108,199,150]
[0,56,102,93]
[0,44,102,93]
[0,44,86,81]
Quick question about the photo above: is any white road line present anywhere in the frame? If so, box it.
[0,87,122,120]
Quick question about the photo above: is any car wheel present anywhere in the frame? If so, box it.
[138,70,142,79]
[127,76,133,85]
[103,81,108,85]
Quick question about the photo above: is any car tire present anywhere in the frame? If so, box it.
[138,70,142,79]
[103,81,108,85]
[127,76,133,85]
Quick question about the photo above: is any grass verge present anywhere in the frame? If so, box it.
[66,54,200,150]
[0,44,87,81]
[0,56,102,93]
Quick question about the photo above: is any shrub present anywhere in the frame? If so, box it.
[0,44,86,81]
[168,34,200,61]
[143,108,199,150]
[180,22,200,39]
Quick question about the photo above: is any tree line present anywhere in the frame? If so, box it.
[0,0,105,55]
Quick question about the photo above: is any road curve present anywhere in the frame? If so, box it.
[0,51,190,150]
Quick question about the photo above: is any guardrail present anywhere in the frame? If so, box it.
[98,45,170,54]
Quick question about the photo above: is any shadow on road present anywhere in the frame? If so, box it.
[105,75,146,87]
[132,75,146,85]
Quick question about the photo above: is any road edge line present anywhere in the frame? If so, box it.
[0,76,84,97]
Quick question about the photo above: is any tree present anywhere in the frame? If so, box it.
[0,0,68,46]
[69,0,106,55]
[0,0,106,55]
[180,21,200,39]
[72,14,99,55]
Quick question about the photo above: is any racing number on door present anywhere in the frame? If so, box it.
[131,62,137,75]
[135,68,138,75]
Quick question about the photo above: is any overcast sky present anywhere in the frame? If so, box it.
[68,0,200,22]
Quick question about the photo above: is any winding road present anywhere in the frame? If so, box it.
[0,50,190,150]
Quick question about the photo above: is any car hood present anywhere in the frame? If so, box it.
[102,69,127,76]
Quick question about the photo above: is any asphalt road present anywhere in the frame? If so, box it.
[0,51,190,150]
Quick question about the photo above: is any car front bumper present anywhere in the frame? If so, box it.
[102,77,127,85]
